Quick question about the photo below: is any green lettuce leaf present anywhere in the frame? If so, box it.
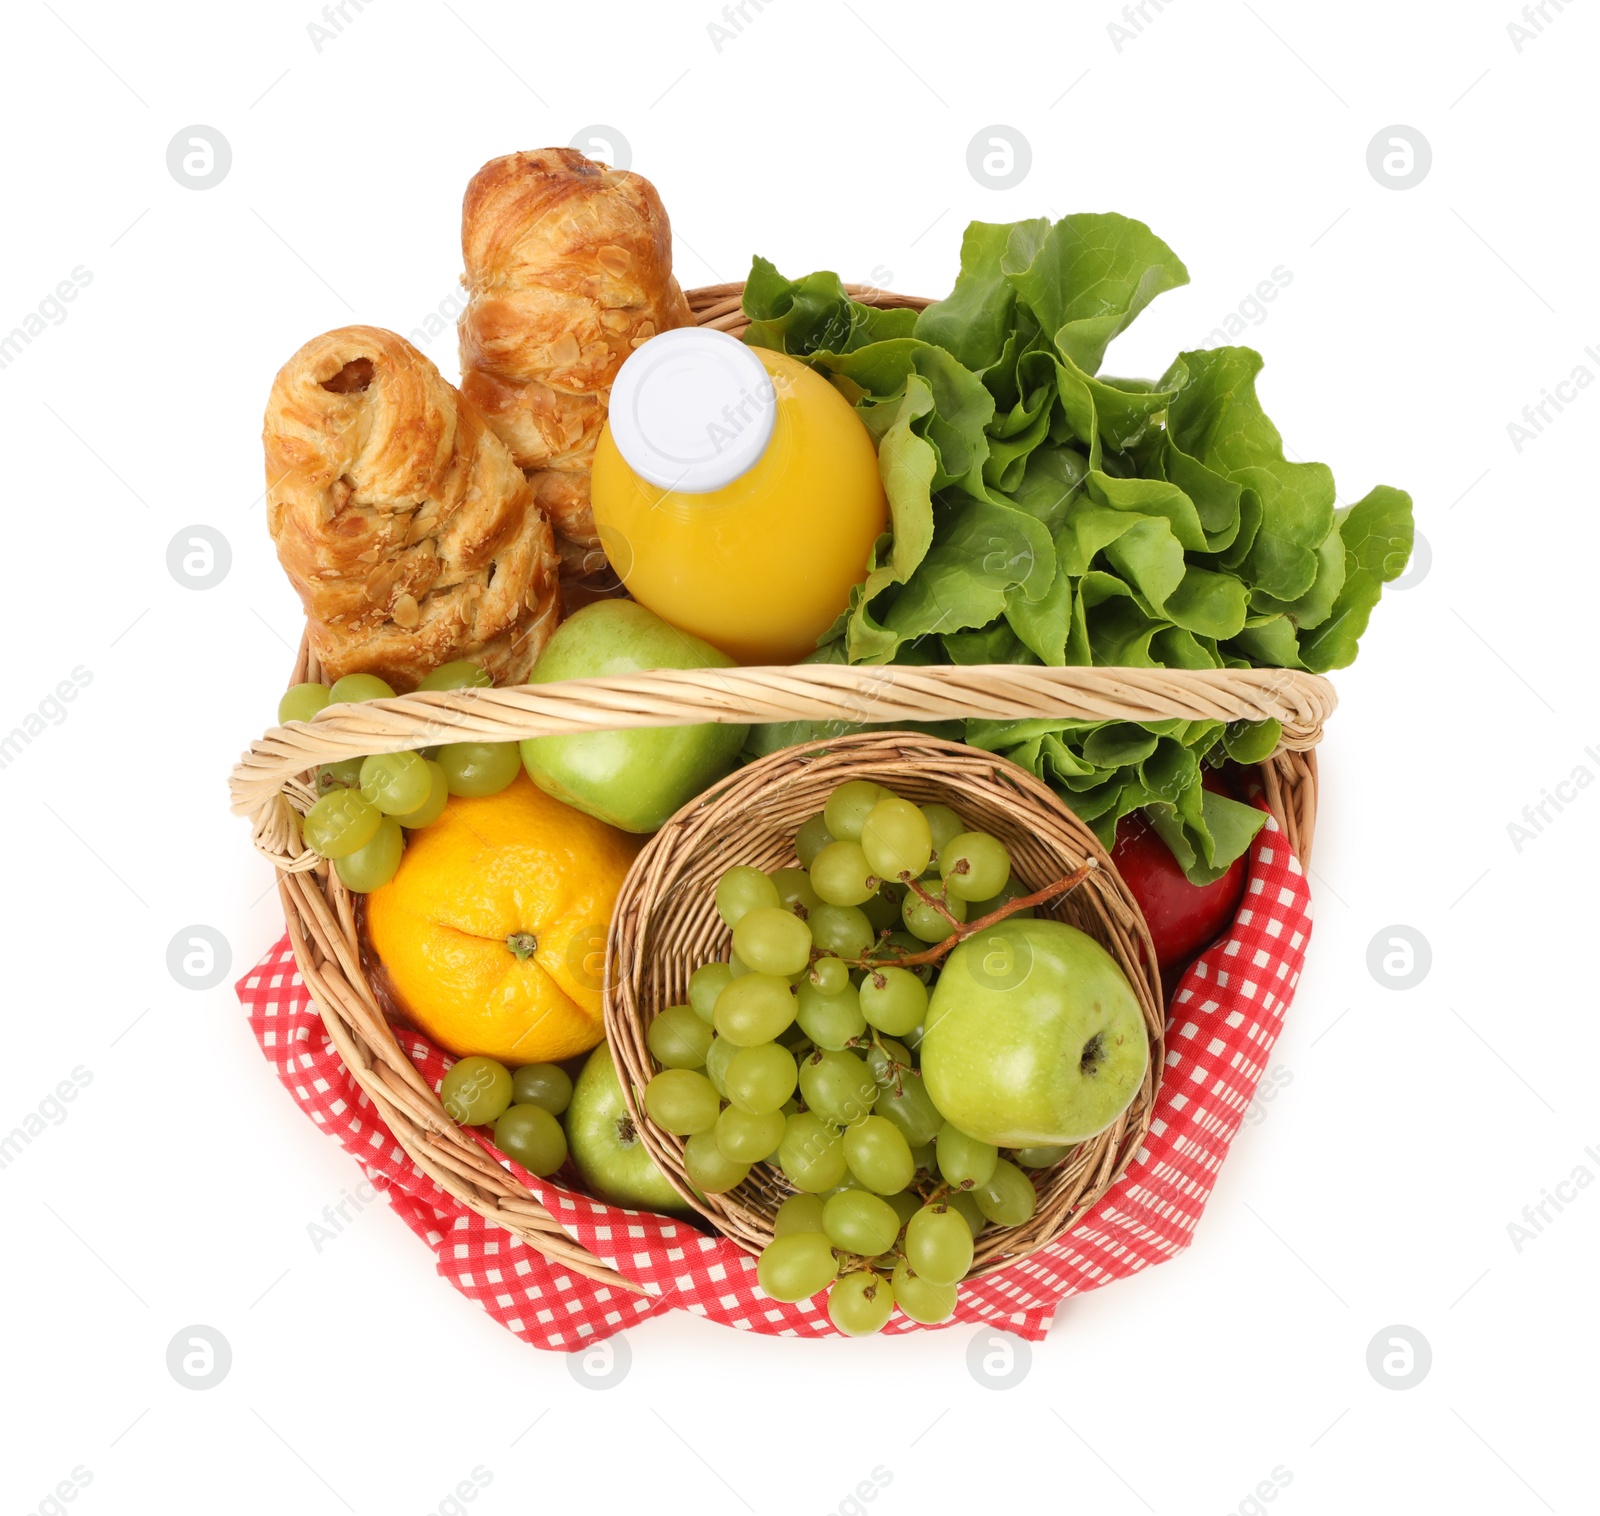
[743,259,917,355]
[738,218,1410,882]
[1299,486,1415,671]
[914,219,1045,374]
[1164,347,1336,600]
[1004,213,1190,375]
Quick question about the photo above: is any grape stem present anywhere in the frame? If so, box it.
[848,1029,910,1096]
[854,857,1098,973]
[900,875,964,935]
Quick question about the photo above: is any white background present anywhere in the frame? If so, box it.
[2,1,1595,1512]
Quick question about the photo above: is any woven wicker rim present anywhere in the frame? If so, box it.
[229,282,1329,1293]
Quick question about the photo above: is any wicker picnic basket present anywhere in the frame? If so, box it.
[228,284,1335,1294]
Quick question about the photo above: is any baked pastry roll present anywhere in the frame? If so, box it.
[264,325,560,691]
[458,148,693,570]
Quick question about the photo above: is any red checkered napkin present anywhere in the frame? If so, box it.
[238,815,1311,1352]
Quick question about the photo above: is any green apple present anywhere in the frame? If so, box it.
[521,600,748,832]
[920,918,1148,1146]
[565,1045,690,1215]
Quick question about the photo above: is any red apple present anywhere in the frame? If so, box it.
[1113,799,1248,975]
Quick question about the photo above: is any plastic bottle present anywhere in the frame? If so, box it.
[589,327,887,664]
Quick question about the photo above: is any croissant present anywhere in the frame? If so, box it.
[458,148,693,572]
[263,325,560,691]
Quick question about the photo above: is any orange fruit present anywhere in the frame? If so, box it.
[364,772,640,1063]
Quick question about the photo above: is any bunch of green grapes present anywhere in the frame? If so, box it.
[438,1053,574,1176]
[278,662,520,893]
[638,780,1061,1336]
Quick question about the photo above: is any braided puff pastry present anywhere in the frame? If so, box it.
[264,325,560,691]
[458,148,693,572]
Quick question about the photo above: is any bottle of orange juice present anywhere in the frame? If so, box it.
[589,328,887,665]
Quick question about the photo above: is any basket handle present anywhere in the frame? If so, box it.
[229,662,1334,869]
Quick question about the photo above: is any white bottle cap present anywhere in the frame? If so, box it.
[607,327,778,494]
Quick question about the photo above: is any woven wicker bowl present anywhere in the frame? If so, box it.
[228,283,1334,1294]
[608,730,1167,1275]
